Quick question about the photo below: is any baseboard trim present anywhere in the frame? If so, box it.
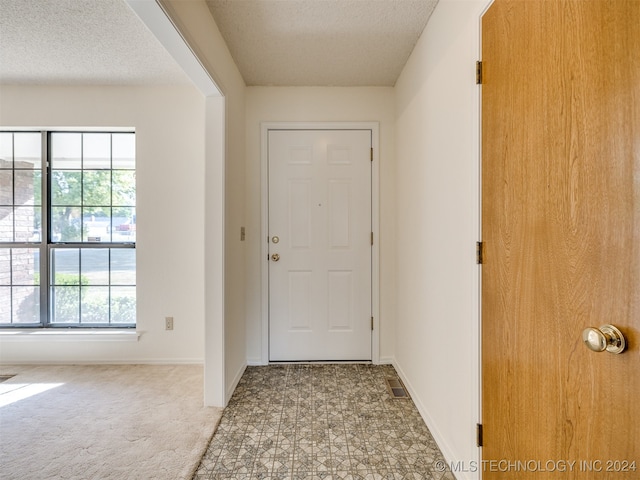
[393,359,473,480]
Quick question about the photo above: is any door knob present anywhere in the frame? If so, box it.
[582,324,626,354]
[271,253,280,262]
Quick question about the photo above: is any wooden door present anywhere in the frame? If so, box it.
[482,1,639,478]
[268,129,372,361]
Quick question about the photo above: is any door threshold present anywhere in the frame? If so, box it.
[268,360,372,365]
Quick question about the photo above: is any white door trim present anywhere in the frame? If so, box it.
[260,122,380,365]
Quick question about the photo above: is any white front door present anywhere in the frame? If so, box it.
[268,129,372,361]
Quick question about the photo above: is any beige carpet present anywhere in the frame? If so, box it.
[0,364,222,480]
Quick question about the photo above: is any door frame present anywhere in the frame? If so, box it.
[478,2,493,475]
[260,122,380,364]
[478,3,493,476]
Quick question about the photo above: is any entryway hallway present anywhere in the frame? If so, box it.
[193,364,456,479]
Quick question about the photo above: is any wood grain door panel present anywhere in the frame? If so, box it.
[482,1,639,478]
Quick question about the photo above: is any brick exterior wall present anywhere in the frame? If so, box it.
[0,159,40,323]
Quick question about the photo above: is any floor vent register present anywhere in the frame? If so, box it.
[385,377,410,399]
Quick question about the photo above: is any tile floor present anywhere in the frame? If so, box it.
[193,364,456,480]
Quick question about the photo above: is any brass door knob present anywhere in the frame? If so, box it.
[582,325,626,354]
[271,253,280,262]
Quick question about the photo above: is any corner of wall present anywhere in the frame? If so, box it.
[392,1,488,479]
[226,361,247,403]
[161,0,249,405]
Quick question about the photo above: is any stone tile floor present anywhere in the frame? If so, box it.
[193,364,456,480]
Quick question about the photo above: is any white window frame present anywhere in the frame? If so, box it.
[0,130,136,328]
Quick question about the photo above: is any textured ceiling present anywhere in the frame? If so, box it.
[206,0,438,86]
[0,0,438,88]
[0,0,190,86]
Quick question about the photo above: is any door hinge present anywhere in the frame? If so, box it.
[476,61,483,85]
[370,147,373,162]
[371,316,374,331]
[476,241,483,264]
[371,232,374,245]
[477,423,484,447]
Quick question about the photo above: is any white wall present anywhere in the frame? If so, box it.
[0,84,207,364]
[161,0,248,405]
[244,86,396,364]
[394,1,489,478]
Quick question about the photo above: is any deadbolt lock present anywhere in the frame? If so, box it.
[272,236,279,244]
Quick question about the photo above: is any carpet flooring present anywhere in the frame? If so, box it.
[0,364,222,480]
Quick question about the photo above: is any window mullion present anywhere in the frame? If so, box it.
[9,247,13,323]
[78,246,82,325]
[11,134,16,243]
[108,247,112,326]
[79,133,83,325]
[40,131,49,326]
[109,134,113,325]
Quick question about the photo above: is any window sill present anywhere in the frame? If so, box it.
[0,329,141,342]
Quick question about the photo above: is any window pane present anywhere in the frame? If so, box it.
[51,207,82,242]
[83,170,111,206]
[0,166,41,242]
[111,249,136,285]
[112,171,136,206]
[0,248,43,325]
[0,249,9,285]
[48,247,136,325]
[0,287,10,324]
[0,207,13,242]
[13,133,41,168]
[11,249,39,285]
[81,286,110,323]
[0,133,12,168]
[13,206,40,242]
[51,170,82,205]
[83,133,111,169]
[14,170,40,206]
[81,248,109,285]
[112,133,135,169]
[84,207,112,243]
[112,207,135,242]
[13,286,39,323]
[51,286,79,323]
[52,248,80,285]
[51,133,81,169]
[111,286,136,324]
[0,171,12,204]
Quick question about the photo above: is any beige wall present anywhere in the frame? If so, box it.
[161,0,248,405]
[0,84,207,364]
[244,86,396,364]
[394,1,489,478]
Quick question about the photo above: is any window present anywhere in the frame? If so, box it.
[0,131,136,327]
